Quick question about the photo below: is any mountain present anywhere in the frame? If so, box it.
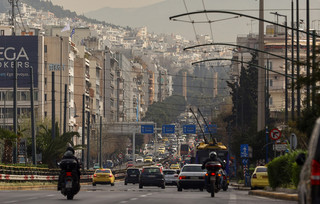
[84,0,305,41]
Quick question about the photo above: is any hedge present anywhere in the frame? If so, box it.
[267,150,306,189]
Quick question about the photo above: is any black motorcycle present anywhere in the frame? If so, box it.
[205,161,222,197]
[58,159,80,200]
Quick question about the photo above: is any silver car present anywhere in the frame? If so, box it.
[177,164,206,191]
[163,169,178,185]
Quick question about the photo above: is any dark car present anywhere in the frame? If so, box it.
[139,167,165,189]
[297,118,320,204]
[125,168,140,185]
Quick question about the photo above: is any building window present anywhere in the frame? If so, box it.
[0,30,4,36]
[269,97,273,105]
[44,77,47,88]
[44,94,47,102]
[44,111,47,117]
[44,45,47,53]
[270,79,273,87]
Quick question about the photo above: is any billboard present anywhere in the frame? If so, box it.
[0,36,38,87]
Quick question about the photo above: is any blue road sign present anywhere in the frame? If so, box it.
[204,124,217,134]
[242,158,248,165]
[162,125,175,134]
[183,125,196,134]
[240,144,249,158]
[141,125,154,134]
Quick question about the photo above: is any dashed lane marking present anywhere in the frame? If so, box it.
[130,198,138,201]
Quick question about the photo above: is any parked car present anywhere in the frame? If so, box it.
[92,168,115,186]
[163,169,179,185]
[124,168,140,185]
[250,166,269,189]
[297,117,320,204]
[177,164,206,191]
[139,167,165,189]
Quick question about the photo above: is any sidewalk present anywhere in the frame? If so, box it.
[230,183,298,201]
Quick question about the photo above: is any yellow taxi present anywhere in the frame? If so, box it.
[251,166,269,189]
[170,163,180,170]
[158,147,165,154]
[92,168,115,186]
[144,156,153,163]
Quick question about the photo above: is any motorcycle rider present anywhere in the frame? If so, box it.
[201,151,224,188]
[58,146,81,191]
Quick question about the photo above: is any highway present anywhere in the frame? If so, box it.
[0,182,297,204]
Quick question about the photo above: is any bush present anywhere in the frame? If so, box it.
[267,150,307,189]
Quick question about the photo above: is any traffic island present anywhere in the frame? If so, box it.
[249,190,298,201]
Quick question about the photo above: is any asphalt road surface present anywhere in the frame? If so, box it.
[0,182,297,204]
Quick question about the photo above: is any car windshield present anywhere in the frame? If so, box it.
[143,168,160,174]
[182,166,206,172]
[256,167,267,172]
[163,171,175,175]
[127,169,140,174]
[96,169,110,173]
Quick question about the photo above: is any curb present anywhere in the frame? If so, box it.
[249,190,298,201]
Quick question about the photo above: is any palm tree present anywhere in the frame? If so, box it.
[0,128,17,164]
[37,122,83,168]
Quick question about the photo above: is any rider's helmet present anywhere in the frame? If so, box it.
[209,151,217,160]
[66,146,75,154]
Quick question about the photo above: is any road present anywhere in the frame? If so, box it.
[0,182,297,204]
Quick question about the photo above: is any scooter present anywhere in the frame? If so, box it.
[205,161,222,197]
[59,159,80,200]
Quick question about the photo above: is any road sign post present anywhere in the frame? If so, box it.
[270,128,281,140]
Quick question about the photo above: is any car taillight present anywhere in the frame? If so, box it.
[142,169,144,173]
[223,176,226,180]
[109,174,113,177]
[93,174,97,177]
[66,172,72,176]
[252,174,257,178]
[179,176,186,180]
[311,159,320,185]
[211,172,215,176]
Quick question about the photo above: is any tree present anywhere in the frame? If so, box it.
[142,95,186,127]
[36,122,82,168]
[0,128,17,164]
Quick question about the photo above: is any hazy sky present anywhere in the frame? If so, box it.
[51,0,165,13]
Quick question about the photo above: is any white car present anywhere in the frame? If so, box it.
[136,157,144,163]
[163,169,178,185]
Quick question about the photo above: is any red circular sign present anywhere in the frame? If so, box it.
[270,128,281,140]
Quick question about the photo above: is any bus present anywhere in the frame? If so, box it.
[194,142,228,165]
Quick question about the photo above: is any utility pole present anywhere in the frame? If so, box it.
[306,0,310,108]
[258,0,265,131]
[296,0,301,118]
[52,72,55,139]
[291,0,295,120]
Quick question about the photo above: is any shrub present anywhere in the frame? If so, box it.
[267,150,307,189]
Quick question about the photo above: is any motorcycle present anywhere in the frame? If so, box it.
[58,158,80,200]
[221,169,229,191]
[205,161,222,197]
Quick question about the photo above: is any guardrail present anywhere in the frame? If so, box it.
[0,157,169,182]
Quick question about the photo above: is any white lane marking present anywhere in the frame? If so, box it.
[228,193,237,204]
[4,201,17,204]
[140,195,147,197]
[146,193,152,196]
[119,201,128,204]
[130,198,138,201]
[46,194,55,197]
